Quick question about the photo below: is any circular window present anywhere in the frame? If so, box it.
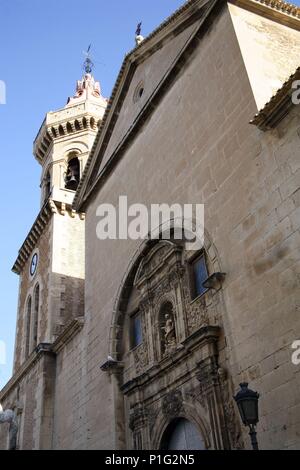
[133,81,145,103]
[30,253,38,277]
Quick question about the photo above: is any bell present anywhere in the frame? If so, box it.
[65,171,79,190]
[65,159,80,190]
[68,174,78,184]
[65,167,78,183]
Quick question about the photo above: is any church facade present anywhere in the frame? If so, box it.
[1,0,300,450]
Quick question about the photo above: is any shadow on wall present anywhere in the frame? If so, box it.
[50,273,85,337]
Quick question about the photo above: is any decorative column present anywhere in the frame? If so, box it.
[100,358,126,450]
[196,356,230,449]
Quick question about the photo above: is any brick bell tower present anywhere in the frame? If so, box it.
[0,66,107,449]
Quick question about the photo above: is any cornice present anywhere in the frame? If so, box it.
[34,110,102,165]
[250,66,300,130]
[0,343,54,402]
[121,325,221,394]
[52,317,84,353]
[231,0,300,27]
[12,199,57,275]
[12,200,85,275]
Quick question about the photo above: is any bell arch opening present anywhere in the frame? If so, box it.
[65,155,80,191]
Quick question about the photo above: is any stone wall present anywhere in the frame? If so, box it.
[52,330,87,449]
[50,210,85,338]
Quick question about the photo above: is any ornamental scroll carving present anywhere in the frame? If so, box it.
[187,301,210,333]
[133,341,149,374]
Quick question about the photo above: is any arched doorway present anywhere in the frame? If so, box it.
[161,418,206,450]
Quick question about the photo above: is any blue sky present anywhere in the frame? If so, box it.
[0,0,184,388]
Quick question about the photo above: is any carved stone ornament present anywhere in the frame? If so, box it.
[188,303,210,334]
[186,386,207,410]
[133,315,149,374]
[139,293,154,313]
[133,341,149,374]
[162,390,183,418]
[168,265,185,288]
[129,406,147,431]
[152,276,172,300]
[196,357,219,394]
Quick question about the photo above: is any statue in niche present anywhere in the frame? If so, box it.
[162,314,176,344]
[160,303,176,354]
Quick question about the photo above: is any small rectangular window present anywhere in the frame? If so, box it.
[191,253,208,299]
[131,312,143,349]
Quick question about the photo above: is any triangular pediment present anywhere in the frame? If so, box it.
[97,22,200,174]
[74,0,217,210]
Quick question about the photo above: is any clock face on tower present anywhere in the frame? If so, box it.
[30,253,38,276]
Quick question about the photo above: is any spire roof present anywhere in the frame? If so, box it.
[66,73,107,107]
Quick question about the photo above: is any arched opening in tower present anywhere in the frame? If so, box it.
[65,157,80,191]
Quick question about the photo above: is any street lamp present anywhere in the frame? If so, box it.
[234,382,260,450]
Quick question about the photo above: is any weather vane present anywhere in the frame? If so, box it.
[135,22,144,46]
[83,44,94,74]
[136,22,142,37]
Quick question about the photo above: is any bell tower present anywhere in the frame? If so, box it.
[34,72,107,207]
[11,69,107,374]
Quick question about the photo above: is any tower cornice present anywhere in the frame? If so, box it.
[33,100,106,164]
